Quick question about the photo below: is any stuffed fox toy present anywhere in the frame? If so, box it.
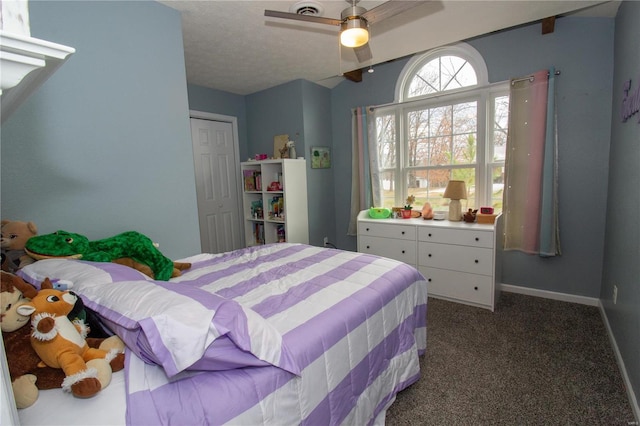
[17,279,125,399]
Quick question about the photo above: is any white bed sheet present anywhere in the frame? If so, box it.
[18,370,126,426]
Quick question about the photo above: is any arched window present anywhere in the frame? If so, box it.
[374,43,507,214]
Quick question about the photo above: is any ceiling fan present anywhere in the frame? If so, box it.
[264,0,425,63]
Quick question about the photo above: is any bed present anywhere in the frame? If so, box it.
[9,243,427,425]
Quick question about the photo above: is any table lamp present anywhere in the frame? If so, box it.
[443,180,467,221]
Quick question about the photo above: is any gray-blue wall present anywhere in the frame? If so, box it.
[243,79,335,247]
[602,0,640,411]
[471,17,615,299]
[331,17,615,300]
[186,84,249,162]
[0,1,201,259]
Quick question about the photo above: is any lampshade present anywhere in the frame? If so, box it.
[443,180,467,221]
[443,180,467,200]
[340,18,369,48]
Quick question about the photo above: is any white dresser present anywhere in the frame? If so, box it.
[357,210,502,311]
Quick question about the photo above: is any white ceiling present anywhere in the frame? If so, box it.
[160,0,620,96]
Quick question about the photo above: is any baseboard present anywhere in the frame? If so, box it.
[500,283,599,306]
[598,300,640,423]
[499,283,639,422]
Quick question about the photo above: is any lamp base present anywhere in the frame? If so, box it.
[448,199,462,221]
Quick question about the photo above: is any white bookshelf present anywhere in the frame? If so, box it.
[241,159,309,247]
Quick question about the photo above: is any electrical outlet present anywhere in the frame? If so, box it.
[323,237,329,247]
[613,285,618,304]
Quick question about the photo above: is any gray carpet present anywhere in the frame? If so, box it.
[386,292,636,425]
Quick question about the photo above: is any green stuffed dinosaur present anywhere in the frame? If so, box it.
[24,230,189,281]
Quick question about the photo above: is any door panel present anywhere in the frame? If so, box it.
[191,118,242,253]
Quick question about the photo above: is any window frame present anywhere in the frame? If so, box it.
[374,43,508,212]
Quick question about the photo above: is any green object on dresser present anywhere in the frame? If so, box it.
[369,207,391,219]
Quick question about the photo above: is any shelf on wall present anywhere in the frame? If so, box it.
[1,30,75,122]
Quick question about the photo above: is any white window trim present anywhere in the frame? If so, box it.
[376,42,507,211]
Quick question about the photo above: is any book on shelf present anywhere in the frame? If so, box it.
[243,170,262,191]
[254,222,265,245]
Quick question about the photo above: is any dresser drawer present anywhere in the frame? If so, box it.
[358,222,416,240]
[419,266,492,307]
[359,235,417,265]
[418,242,493,276]
[417,227,494,248]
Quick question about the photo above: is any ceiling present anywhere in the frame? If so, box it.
[160,0,620,96]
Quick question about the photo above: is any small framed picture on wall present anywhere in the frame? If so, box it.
[311,146,331,169]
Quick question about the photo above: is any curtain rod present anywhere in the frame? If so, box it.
[511,70,561,86]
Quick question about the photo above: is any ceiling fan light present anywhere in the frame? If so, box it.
[340,18,369,48]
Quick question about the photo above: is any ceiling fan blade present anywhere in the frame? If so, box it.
[361,1,425,25]
[354,43,372,63]
[264,10,341,26]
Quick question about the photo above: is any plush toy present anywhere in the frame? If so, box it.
[1,272,122,408]
[16,279,125,399]
[1,220,38,273]
[25,230,190,281]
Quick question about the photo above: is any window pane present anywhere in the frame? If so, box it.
[429,105,450,136]
[453,133,476,164]
[407,109,429,166]
[453,102,477,134]
[493,95,509,161]
[376,114,396,168]
[408,60,439,97]
[440,56,477,91]
[380,170,396,208]
[407,169,450,210]
[407,101,478,167]
[428,105,453,165]
[407,55,478,99]
[453,102,477,165]
[490,165,504,213]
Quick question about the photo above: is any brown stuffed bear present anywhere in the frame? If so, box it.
[0,271,123,408]
[1,220,38,273]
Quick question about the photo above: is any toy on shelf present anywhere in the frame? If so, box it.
[268,181,282,191]
[269,196,284,221]
[251,200,264,220]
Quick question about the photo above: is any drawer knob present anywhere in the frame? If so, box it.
[401,231,405,235]
[428,254,432,257]
[475,259,479,263]
[428,278,432,282]
[475,237,479,241]
[366,227,370,232]
[428,233,432,237]
[401,250,405,254]
[474,286,478,291]
[366,245,370,249]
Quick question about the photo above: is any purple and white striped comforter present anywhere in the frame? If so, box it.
[22,243,427,425]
